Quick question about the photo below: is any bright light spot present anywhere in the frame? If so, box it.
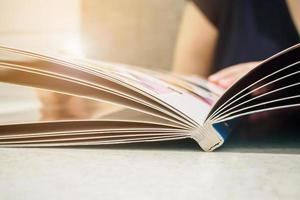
[59,34,85,58]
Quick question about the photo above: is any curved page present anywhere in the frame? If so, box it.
[207,44,300,121]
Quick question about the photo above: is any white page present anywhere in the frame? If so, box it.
[83,63,212,125]
[0,135,188,147]
[0,47,193,127]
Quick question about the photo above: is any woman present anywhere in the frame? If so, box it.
[173,0,300,139]
[40,0,300,119]
[173,0,300,88]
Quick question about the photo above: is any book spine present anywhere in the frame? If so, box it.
[191,120,239,151]
[190,124,225,151]
[211,118,241,142]
[211,122,231,141]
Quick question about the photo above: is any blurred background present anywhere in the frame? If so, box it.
[0,0,185,70]
[0,0,185,123]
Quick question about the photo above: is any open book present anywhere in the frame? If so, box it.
[0,44,299,151]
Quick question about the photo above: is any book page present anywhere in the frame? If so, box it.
[0,47,194,127]
[0,135,188,147]
[99,108,186,129]
[0,119,188,146]
[77,60,213,125]
[0,45,213,126]
[0,63,192,126]
[207,44,300,121]
[0,46,221,128]
[211,60,300,121]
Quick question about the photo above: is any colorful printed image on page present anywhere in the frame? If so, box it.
[158,75,217,106]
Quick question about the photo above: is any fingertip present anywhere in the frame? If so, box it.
[208,74,218,81]
[219,79,232,89]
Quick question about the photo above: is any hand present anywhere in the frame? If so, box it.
[209,61,269,123]
[208,61,261,89]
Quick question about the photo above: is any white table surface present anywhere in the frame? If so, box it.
[1,139,300,200]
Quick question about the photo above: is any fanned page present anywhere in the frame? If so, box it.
[205,44,300,140]
[0,46,225,151]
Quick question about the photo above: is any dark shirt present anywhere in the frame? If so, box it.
[193,0,300,72]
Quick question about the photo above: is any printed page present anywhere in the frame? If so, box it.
[75,60,214,125]
[179,75,225,97]
[0,47,192,126]
[0,46,214,126]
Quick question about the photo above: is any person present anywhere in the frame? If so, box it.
[173,0,300,88]
[39,0,300,119]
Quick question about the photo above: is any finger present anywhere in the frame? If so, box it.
[209,61,261,88]
[209,63,251,81]
[208,66,240,82]
[217,72,246,88]
[209,61,260,82]
[212,66,254,88]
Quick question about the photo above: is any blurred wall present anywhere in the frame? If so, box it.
[0,0,185,68]
[0,0,81,54]
[81,0,185,70]
[0,0,186,119]
[0,0,81,121]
